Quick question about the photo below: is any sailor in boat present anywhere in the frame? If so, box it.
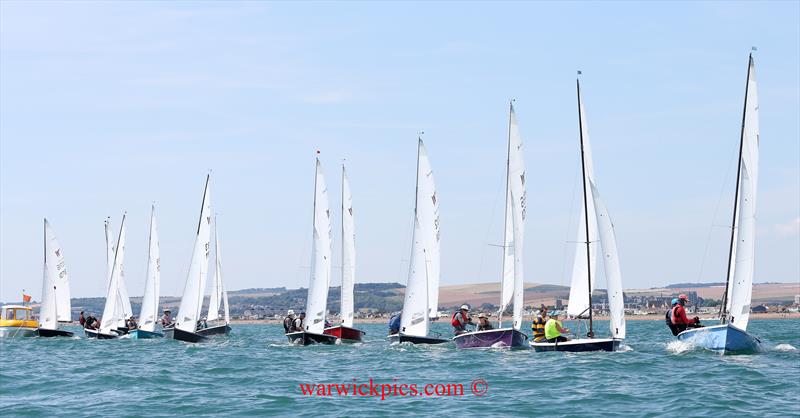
[197,317,208,330]
[531,306,548,343]
[161,309,173,327]
[670,294,702,335]
[79,311,86,328]
[283,310,296,334]
[388,313,401,335]
[544,312,570,343]
[126,316,139,330]
[665,298,680,336]
[451,305,473,335]
[84,314,100,330]
[292,312,305,332]
[476,313,493,331]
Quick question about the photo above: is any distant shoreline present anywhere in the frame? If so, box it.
[225,311,800,325]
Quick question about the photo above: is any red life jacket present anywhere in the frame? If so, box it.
[451,311,466,327]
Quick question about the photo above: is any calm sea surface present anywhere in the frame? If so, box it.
[1,319,798,417]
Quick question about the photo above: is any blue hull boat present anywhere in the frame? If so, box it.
[677,324,761,354]
[129,329,163,339]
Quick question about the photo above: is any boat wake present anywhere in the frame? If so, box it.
[666,340,695,354]
[617,344,634,352]
[772,343,797,352]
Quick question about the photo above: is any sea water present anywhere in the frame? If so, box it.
[1,319,798,417]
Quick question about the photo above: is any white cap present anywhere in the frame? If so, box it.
[460,304,470,311]
[288,309,295,316]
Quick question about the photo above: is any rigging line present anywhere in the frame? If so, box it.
[559,155,582,288]
[476,155,506,287]
[696,130,741,286]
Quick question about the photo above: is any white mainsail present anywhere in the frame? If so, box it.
[340,165,356,328]
[726,55,759,331]
[175,175,213,333]
[499,102,526,330]
[138,206,161,333]
[416,139,441,319]
[591,182,626,338]
[100,215,127,335]
[40,219,71,329]
[304,158,333,334]
[207,217,228,324]
[400,218,430,337]
[105,218,132,328]
[567,84,599,318]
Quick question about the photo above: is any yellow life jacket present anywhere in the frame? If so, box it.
[544,319,562,340]
[531,316,546,341]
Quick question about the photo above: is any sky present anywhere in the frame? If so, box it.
[1,1,798,300]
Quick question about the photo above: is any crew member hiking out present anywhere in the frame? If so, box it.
[665,298,680,336]
[283,310,296,333]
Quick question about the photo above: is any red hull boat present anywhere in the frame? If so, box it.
[324,325,365,342]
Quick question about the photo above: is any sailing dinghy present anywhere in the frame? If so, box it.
[164,175,212,343]
[677,54,762,354]
[454,102,528,349]
[36,219,74,337]
[324,165,366,343]
[86,214,128,339]
[388,138,448,345]
[530,78,626,352]
[103,218,133,335]
[197,215,231,337]
[286,157,337,345]
[130,206,163,339]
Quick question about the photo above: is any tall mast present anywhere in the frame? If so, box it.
[577,78,594,338]
[719,54,753,324]
[194,176,210,329]
[498,101,513,328]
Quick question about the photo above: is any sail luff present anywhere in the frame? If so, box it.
[175,175,213,333]
[499,102,515,318]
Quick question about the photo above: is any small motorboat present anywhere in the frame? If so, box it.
[0,305,38,338]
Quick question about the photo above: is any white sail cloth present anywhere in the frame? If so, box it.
[726,56,759,331]
[176,176,212,333]
[415,140,441,319]
[138,206,161,333]
[499,103,527,330]
[100,216,127,335]
[340,166,356,328]
[304,159,333,334]
[39,219,72,329]
[207,220,229,324]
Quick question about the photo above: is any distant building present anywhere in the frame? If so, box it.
[794,295,800,306]
[555,299,563,310]
[751,305,768,313]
